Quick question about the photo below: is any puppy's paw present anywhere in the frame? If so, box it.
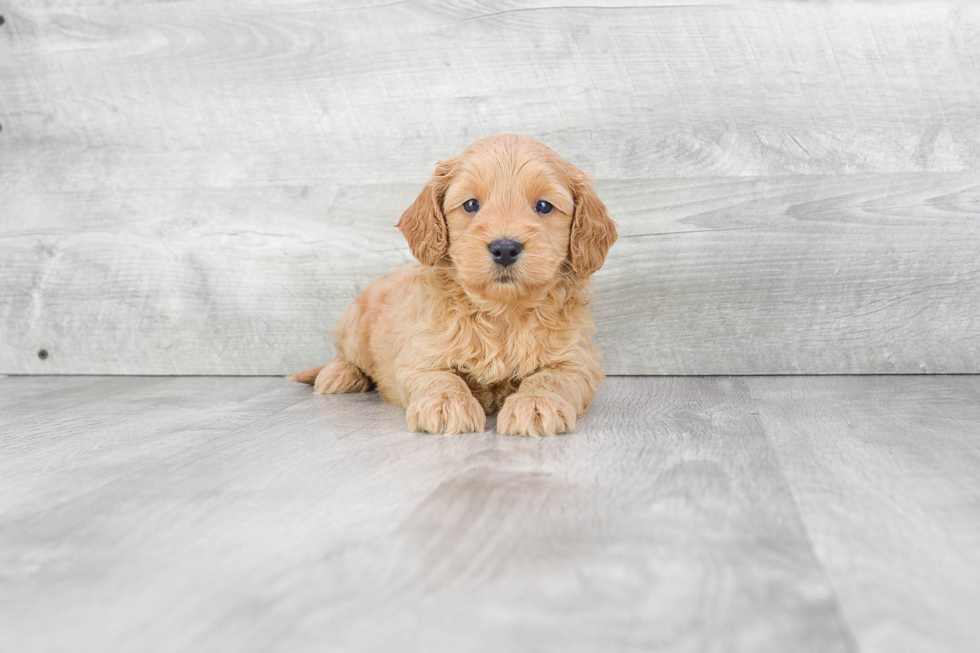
[407,392,486,435]
[497,392,576,437]
[313,359,372,394]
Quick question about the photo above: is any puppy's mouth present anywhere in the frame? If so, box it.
[495,273,517,285]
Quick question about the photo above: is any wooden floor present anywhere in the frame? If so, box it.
[1,376,978,653]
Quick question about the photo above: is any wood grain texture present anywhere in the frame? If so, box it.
[749,376,980,653]
[1,0,979,374]
[2,0,978,182]
[0,376,308,523]
[0,376,854,653]
[2,174,978,374]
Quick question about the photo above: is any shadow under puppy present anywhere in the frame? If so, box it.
[290,134,617,436]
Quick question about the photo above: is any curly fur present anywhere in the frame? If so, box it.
[289,134,617,436]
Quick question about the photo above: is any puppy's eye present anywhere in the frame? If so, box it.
[535,200,554,214]
[463,199,480,213]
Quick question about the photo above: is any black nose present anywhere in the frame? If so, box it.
[488,239,523,267]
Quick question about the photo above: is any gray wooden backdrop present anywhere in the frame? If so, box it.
[1,0,978,375]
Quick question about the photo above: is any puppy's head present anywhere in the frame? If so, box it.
[397,134,617,303]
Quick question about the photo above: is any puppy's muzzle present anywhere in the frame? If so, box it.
[488,239,523,268]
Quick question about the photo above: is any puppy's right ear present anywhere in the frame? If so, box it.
[568,172,617,278]
[397,156,458,266]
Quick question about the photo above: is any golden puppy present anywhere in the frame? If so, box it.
[289,134,616,436]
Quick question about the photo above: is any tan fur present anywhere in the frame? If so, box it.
[290,134,617,436]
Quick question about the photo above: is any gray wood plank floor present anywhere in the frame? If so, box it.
[1,375,978,653]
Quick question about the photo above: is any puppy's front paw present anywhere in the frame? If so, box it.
[497,392,576,437]
[406,392,486,435]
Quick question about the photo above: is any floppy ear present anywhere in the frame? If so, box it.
[396,157,458,266]
[569,174,617,277]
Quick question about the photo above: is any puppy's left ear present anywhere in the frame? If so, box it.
[569,174,617,277]
[396,156,458,266]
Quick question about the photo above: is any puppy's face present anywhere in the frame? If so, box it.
[441,144,576,303]
[397,135,617,304]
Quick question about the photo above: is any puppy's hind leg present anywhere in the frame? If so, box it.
[289,358,373,394]
[286,366,324,385]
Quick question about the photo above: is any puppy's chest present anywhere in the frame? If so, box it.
[446,319,554,385]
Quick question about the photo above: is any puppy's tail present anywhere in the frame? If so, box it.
[286,366,324,385]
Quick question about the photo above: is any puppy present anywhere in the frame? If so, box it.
[289,134,617,436]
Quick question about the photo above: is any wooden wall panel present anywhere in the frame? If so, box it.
[1,0,978,374]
